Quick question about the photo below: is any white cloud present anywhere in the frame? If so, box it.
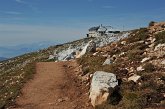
[15,0,40,13]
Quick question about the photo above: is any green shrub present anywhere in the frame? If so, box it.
[82,66,90,75]
[127,49,144,61]
[143,63,155,72]
[122,91,144,109]
[149,21,156,27]
[155,31,165,45]
[126,28,149,43]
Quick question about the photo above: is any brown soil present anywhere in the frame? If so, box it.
[12,60,92,109]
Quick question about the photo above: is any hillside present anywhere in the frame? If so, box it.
[0,22,165,109]
[0,32,129,108]
[0,37,93,108]
[77,22,165,109]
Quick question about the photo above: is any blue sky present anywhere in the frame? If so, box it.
[0,0,165,46]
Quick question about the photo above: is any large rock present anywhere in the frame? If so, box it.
[76,40,96,58]
[48,55,55,60]
[86,40,96,52]
[89,71,118,107]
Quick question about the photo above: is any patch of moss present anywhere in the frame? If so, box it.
[126,28,149,43]
[143,63,155,72]
[127,49,144,61]
[155,31,165,45]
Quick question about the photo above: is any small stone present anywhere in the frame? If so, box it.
[129,67,134,73]
[141,57,150,63]
[119,52,125,57]
[149,43,155,48]
[161,60,165,65]
[151,38,156,43]
[128,74,141,83]
[145,41,149,45]
[93,52,98,56]
[137,66,144,71]
[103,57,112,65]
[102,54,109,57]
[122,78,127,82]
[63,97,70,101]
[154,43,165,51]
[90,74,93,78]
[121,41,126,45]
[57,98,63,102]
[48,55,55,60]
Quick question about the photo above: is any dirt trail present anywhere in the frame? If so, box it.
[13,61,92,109]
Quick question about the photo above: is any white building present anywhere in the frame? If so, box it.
[87,25,120,37]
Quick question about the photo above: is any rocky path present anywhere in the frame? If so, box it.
[13,61,92,109]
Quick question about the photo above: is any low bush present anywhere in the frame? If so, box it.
[149,21,156,27]
[126,28,149,43]
[127,49,144,61]
[143,63,155,72]
[155,31,165,45]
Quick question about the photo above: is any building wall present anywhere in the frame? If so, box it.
[89,31,99,37]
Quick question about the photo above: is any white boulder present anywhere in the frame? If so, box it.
[76,43,89,58]
[76,40,96,58]
[48,55,55,60]
[89,71,118,107]
[93,52,98,56]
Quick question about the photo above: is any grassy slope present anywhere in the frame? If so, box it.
[77,28,165,109]
[0,37,92,108]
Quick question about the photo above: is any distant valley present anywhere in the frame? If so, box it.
[0,41,58,58]
[0,57,8,61]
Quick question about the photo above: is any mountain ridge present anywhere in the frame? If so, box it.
[0,22,165,109]
[0,41,58,58]
[0,57,7,61]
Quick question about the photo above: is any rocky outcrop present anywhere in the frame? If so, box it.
[149,22,165,34]
[89,71,118,107]
[47,32,129,61]
[76,40,96,58]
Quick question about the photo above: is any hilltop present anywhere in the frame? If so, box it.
[77,22,165,109]
[0,22,165,109]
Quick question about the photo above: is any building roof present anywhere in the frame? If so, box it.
[89,26,100,31]
[106,26,120,32]
[98,26,107,32]
[89,25,120,32]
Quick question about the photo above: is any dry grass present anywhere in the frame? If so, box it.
[77,27,165,109]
